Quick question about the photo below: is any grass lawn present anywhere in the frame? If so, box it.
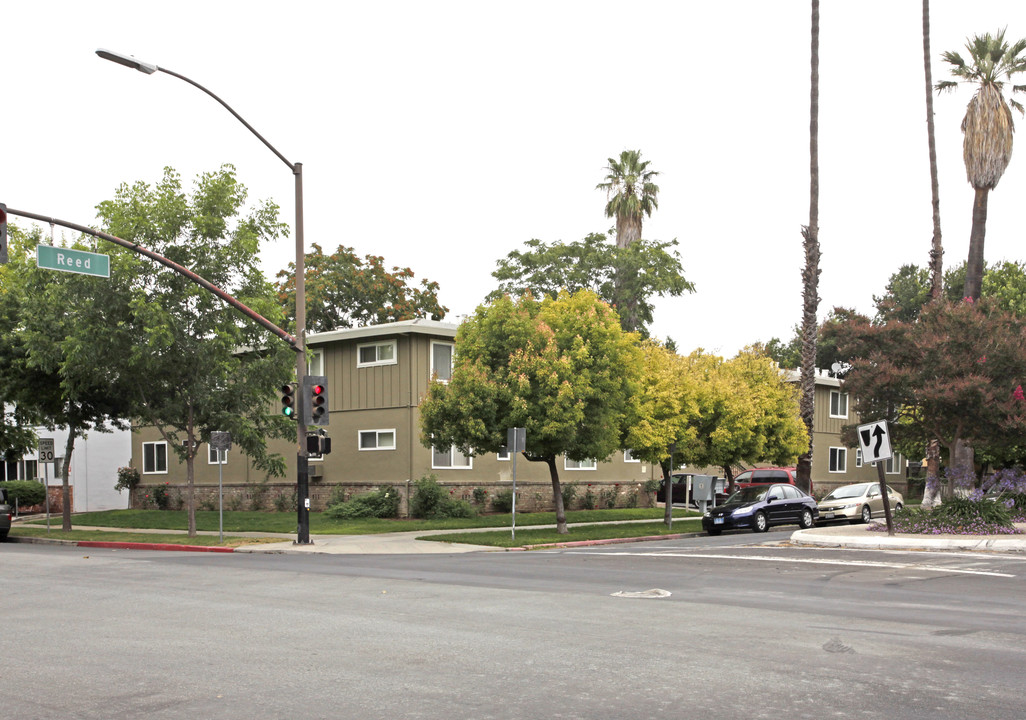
[25,507,697,535]
[421,518,706,548]
[8,525,285,548]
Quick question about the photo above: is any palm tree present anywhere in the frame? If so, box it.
[938,28,1026,301]
[796,0,820,496]
[596,150,660,248]
[922,0,944,507]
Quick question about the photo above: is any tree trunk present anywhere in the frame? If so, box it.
[922,438,942,509]
[546,457,568,534]
[796,0,820,496]
[923,0,944,300]
[963,187,989,300]
[60,429,77,531]
[661,460,673,527]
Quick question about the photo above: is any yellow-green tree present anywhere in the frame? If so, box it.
[420,290,641,534]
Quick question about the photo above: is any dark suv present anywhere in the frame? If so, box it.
[0,488,11,541]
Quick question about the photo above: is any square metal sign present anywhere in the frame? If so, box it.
[857,420,892,464]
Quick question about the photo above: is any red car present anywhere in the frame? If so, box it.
[732,467,811,494]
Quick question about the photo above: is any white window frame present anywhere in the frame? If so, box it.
[359,429,396,451]
[357,340,397,368]
[828,447,847,473]
[623,449,640,463]
[565,458,597,471]
[430,341,454,383]
[207,445,228,465]
[855,448,863,468]
[143,441,169,475]
[432,445,473,469]
[829,390,849,419]
[885,453,902,475]
[307,348,324,377]
[497,449,510,461]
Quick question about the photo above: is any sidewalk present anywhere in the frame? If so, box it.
[791,521,1026,552]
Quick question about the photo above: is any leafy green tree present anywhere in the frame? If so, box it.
[596,150,660,249]
[938,28,1026,300]
[96,166,296,536]
[489,233,694,335]
[419,290,641,534]
[872,260,1026,322]
[1,223,145,530]
[276,243,447,333]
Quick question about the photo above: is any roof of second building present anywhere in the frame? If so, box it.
[306,318,459,346]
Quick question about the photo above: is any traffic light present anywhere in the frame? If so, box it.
[281,382,297,418]
[0,203,8,264]
[303,375,329,426]
[306,431,332,457]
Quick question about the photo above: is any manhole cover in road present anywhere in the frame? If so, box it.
[610,588,672,599]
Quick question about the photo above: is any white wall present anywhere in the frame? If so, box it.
[28,426,132,512]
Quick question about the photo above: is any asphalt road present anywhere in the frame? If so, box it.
[4,533,1025,720]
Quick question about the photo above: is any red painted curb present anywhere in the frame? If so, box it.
[77,541,235,553]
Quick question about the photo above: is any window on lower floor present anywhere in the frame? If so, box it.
[828,447,847,473]
[565,458,597,471]
[207,445,228,465]
[433,445,473,469]
[623,449,640,463]
[143,441,168,474]
[359,429,396,451]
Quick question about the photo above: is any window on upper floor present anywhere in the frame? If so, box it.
[308,348,324,377]
[431,342,454,382]
[829,390,848,418]
[359,429,396,451]
[143,441,168,474]
[358,340,397,368]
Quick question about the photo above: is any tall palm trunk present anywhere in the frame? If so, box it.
[923,0,944,300]
[922,0,944,507]
[963,187,990,300]
[796,0,820,495]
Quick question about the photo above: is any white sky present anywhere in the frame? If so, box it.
[5,1,1026,358]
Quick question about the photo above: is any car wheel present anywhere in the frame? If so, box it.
[799,508,814,529]
[752,511,768,533]
[861,505,872,524]
[707,528,722,536]
[894,503,903,512]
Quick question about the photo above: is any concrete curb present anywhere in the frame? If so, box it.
[791,527,1026,552]
[512,531,704,551]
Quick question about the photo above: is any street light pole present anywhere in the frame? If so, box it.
[96,48,312,544]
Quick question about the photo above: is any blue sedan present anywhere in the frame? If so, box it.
[702,483,818,535]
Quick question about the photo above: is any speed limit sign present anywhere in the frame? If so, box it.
[37,438,56,463]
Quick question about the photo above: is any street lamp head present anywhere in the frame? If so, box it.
[96,48,158,75]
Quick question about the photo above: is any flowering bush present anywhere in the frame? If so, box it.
[868,494,1023,535]
[114,466,140,494]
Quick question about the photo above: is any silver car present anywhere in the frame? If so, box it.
[817,482,904,524]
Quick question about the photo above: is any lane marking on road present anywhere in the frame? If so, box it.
[574,551,1015,577]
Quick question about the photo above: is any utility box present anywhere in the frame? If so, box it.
[691,475,716,502]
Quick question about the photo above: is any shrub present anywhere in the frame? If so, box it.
[580,487,596,510]
[325,486,400,520]
[561,482,579,510]
[249,482,270,511]
[410,475,477,519]
[875,497,1021,535]
[625,490,639,508]
[599,486,618,509]
[0,480,47,507]
[152,483,171,510]
[114,466,140,494]
[274,491,297,513]
[472,487,489,505]
[491,489,514,513]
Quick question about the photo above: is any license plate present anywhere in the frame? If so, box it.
[713,517,724,525]
[823,513,834,519]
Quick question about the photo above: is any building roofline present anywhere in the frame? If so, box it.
[306,318,459,345]
[781,368,843,387]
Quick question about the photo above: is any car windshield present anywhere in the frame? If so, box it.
[823,484,870,501]
[726,486,770,504]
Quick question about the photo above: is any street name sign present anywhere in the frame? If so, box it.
[857,419,892,464]
[37,244,110,278]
